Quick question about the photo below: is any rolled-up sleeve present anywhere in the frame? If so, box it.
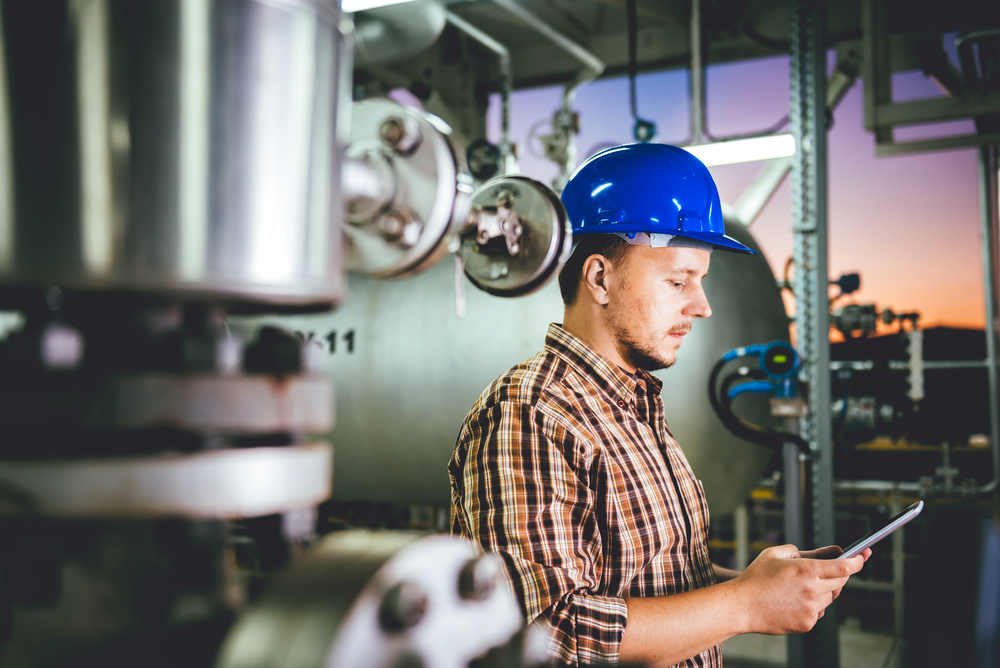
[450,401,628,666]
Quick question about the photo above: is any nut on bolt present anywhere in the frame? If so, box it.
[379,581,428,632]
[458,554,501,601]
[380,117,422,154]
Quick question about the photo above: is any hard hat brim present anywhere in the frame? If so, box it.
[573,228,757,255]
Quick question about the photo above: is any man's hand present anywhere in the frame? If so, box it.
[619,544,871,665]
[732,544,868,635]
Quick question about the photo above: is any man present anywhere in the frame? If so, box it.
[449,144,868,667]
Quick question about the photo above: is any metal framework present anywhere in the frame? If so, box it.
[862,0,1000,155]
[978,144,1000,495]
[790,0,837,666]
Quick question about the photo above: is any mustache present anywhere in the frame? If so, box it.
[669,325,692,335]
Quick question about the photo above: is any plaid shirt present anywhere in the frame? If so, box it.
[450,323,720,667]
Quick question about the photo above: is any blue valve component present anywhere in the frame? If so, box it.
[727,380,774,399]
[723,341,801,400]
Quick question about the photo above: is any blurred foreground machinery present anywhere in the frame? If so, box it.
[0,2,573,667]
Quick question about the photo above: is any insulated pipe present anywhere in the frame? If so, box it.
[977,143,1000,494]
[445,12,515,172]
[353,0,447,67]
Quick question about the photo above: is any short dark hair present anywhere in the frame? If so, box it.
[558,234,631,306]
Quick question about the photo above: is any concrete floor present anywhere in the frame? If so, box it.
[722,617,904,668]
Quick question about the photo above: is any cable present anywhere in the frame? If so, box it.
[627,0,639,120]
[626,0,655,142]
[707,357,811,454]
[744,22,790,51]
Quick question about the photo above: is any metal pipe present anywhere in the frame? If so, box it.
[977,143,1000,494]
[783,440,805,668]
[830,359,991,371]
[342,154,395,224]
[689,0,704,145]
[490,0,603,77]
[353,0,447,67]
[890,491,905,638]
[734,504,749,570]
[833,479,922,492]
[491,0,604,185]
[445,12,514,171]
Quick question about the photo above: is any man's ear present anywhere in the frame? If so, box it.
[581,254,612,306]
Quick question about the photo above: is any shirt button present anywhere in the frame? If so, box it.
[617,399,626,408]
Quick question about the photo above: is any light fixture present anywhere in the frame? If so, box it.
[341,0,417,13]
[682,133,796,167]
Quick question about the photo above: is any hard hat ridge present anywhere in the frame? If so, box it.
[560,143,756,255]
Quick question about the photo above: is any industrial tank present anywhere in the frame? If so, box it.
[245,223,786,516]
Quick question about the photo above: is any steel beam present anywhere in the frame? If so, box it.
[977,144,1000,494]
[790,0,837,666]
[877,92,1000,127]
[875,131,1000,156]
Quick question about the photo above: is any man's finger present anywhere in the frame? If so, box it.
[769,543,803,559]
[801,545,843,560]
[815,554,864,578]
[823,576,850,593]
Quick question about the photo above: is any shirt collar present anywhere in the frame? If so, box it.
[544,323,663,406]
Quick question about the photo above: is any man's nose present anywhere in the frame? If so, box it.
[687,285,712,318]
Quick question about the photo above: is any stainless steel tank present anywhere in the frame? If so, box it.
[246,223,785,515]
[0,0,345,311]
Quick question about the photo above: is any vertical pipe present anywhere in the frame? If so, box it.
[978,144,1000,494]
[179,0,211,280]
[784,440,805,668]
[490,0,603,188]
[0,2,12,273]
[689,0,704,145]
[445,12,514,172]
[890,491,905,640]
[734,504,749,571]
[73,0,114,275]
[790,0,836,665]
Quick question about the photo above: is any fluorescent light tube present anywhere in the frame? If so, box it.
[682,134,796,167]
[342,0,417,13]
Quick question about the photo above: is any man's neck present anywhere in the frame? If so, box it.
[562,306,637,374]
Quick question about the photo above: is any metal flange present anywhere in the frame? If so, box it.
[460,175,572,297]
[0,443,333,519]
[85,373,334,433]
[214,531,524,668]
[344,99,473,279]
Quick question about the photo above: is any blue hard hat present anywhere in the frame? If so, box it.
[560,143,755,254]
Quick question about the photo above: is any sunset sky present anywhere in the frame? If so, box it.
[486,53,986,330]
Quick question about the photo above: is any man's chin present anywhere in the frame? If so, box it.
[627,348,675,372]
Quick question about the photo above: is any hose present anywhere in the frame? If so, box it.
[707,357,811,455]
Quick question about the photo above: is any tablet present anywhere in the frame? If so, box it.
[837,500,924,559]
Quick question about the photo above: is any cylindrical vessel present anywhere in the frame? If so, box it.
[246,224,785,515]
[0,0,344,311]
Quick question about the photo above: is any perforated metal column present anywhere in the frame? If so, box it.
[790,1,838,666]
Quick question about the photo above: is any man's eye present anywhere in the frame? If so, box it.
[670,281,685,289]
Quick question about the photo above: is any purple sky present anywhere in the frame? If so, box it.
[486,55,986,330]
